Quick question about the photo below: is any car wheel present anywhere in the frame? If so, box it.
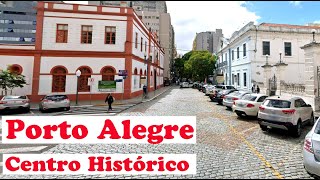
[226,106,232,110]
[292,121,302,137]
[260,125,268,131]
[236,112,243,117]
[25,108,30,113]
[309,113,315,126]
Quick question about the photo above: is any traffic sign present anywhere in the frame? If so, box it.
[115,79,123,82]
[119,70,128,76]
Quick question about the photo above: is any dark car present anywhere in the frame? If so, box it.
[211,89,238,105]
[164,79,171,86]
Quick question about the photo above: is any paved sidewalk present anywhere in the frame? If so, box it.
[29,86,173,109]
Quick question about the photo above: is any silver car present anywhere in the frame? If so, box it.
[303,117,320,178]
[39,95,70,112]
[0,95,30,113]
[223,91,250,109]
[258,96,314,137]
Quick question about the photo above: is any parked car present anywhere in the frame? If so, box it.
[303,117,320,178]
[39,95,71,112]
[232,93,268,117]
[180,82,190,88]
[0,95,30,113]
[208,85,236,97]
[258,96,314,137]
[204,85,215,95]
[201,84,209,92]
[223,91,251,109]
[211,89,238,104]
[164,79,171,86]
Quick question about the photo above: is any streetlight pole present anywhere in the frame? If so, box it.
[75,70,81,106]
[144,53,151,99]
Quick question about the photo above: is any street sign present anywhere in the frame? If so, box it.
[119,70,128,76]
[88,78,94,86]
[115,79,123,82]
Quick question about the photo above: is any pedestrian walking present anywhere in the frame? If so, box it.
[256,85,260,94]
[105,93,114,111]
[251,84,255,93]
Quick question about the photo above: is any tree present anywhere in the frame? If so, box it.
[0,66,27,96]
[173,50,217,82]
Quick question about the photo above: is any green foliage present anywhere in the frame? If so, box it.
[0,66,27,95]
[173,50,217,82]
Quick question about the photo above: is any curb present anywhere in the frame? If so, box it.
[30,87,172,110]
[141,87,172,103]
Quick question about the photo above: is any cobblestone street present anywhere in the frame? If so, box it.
[0,87,314,179]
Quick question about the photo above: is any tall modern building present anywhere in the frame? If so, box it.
[194,29,223,54]
[89,1,175,80]
[0,1,37,44]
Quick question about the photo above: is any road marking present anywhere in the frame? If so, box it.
[216,113,284,179]
[0,146,48,153]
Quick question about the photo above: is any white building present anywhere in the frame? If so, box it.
[218,22,320,94]
[0,1,164,102]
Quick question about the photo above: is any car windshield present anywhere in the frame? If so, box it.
[242,94,257,101]
[221,90,229,94]
[315,119,320,135]
[226,86,234,89]
[3,96,27,100]
[45,95,67,101]
[263,99,291,108]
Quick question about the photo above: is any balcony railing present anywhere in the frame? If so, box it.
[281,81,305,93]
[216,61,227,68]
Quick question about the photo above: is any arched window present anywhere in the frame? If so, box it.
[101,66,115,81]
[139,69,143,75]
[77,66,92,92]
[51,66,67,92]
[144,70,147,76]
[8,64,23,75]
[134,68,138,75]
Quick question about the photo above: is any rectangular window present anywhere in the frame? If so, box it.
[105,26,116,44]
[237,47,239,59]
[263,41,270,55]
[56,24,68,43]
[284,42,291,56]
[243,43,246,57]
[243,72,247,87]
[141,37,143,51]
[135,32,138,49]
[145,41,147,52]
[232,74,234,85]
[81,25,92,44]
[237,73,240,86]
[232,50,234,60]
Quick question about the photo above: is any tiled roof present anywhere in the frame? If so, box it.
[260,23,320,29]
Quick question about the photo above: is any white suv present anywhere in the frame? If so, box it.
[258,96,314,137]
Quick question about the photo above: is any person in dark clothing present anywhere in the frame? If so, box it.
[256,85,260,94]
[251,84,255,93]
[105,93,114,111]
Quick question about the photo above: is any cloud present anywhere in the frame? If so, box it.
[166,1,260,54]
[314,20,320,24]
[289,1,301,6]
